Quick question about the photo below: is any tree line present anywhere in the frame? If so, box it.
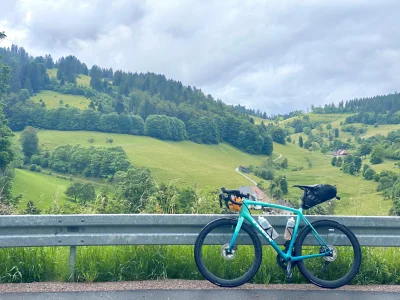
[0,32,22,214]
[311,92,400,123]
[0,44,279,155]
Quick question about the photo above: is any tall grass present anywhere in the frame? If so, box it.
[0,246,400,284]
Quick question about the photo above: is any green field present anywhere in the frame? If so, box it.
[13,168,108,211]
[46,68,57,79]
[47,68,91,88]
[13,169,70,210]
[13,129,394,215]
[30,90,91,109]
[17,130,267,189]
[76,74,91,87]
[272,142,391,216]
[252,116,270,125]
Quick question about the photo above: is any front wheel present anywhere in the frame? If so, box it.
[295,220,361,289]
[194,218,262,287]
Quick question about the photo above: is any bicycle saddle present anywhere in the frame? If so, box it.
[293,184,319,189]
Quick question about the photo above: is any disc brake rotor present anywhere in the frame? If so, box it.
[323,245,338,262]
[220,244,236,260]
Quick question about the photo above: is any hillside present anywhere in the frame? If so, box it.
[2,43,399,217]
[12,128,393,216]
[14,130,267,189]
[30,90,91,109]
[47,68,91,87]
[13,169,70,210]
[272,143,391,216]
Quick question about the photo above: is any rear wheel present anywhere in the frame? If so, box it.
[194,218,262,287]
[295,220,361,288]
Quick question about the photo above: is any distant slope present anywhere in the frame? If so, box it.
[30,90,91,109]
[13,169,70,210]
[252,116,270,125]
[15,129,392,215]
[15,130,268,189]
[272,142,391,216]
[47,68,91,87]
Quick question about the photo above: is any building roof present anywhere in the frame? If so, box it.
[238,186,271,203]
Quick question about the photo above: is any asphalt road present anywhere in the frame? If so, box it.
[1,289,398,300]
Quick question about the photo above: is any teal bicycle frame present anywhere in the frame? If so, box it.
[228,198,332,263]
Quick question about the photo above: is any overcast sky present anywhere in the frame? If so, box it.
[1,0,399,114]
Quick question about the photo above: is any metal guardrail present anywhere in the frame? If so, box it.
[1,214,400,280]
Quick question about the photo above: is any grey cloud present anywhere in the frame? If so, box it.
[1,0,400,114]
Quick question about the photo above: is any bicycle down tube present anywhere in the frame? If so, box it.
[228,198,332,263]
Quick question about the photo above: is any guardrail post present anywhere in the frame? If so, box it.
[69,246,76,282]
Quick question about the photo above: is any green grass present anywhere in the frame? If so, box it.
[47,68,91,88]
[360,124,400,138]
[14,130,394,215]
[30,90,91,109]
[252,116,270,125]
[0,245,399,284]
[76,74,91,87]
[12,169,70,210]
[17,130,268,189]
[272,142,391,216]
[46,68,57,79]
[13,168,108,211]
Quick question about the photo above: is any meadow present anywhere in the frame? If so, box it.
[13,169,70,210]
[273,142,391,216]
[30,90,91,110]
[14,130,268,190]
[13,128,393,216]
[13,169,107,211]
[47,68,91,88]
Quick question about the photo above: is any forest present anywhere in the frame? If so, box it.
[0,44,278,155]
[1,30,400,216]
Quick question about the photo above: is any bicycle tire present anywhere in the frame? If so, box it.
[295,220,361,288]
[194,218,262,287]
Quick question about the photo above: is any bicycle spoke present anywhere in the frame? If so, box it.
[194,219,262,287]
[295,220,361,288]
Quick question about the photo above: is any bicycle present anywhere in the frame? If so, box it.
[194,184,361,289]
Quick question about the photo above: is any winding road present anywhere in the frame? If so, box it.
[235,153,282,186]
[235,167,257,186]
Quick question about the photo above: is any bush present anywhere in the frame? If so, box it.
[292,166,304,172]
[364,168,375,180]
[29,164,38,171]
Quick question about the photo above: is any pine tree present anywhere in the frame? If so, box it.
[298,136,303,148]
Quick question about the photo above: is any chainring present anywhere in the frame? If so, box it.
[277,241,297,270]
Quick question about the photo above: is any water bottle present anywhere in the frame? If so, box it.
[258,216,278,240]
[284,217,295,240]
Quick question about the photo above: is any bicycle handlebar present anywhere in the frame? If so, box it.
[219,187,250,209]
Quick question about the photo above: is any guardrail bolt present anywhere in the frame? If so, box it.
[81,219,85,222]
[58,239,62,243]
[81,239,84,243]
[59,220,62,223]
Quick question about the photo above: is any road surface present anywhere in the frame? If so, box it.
[1,281,399,300]
[1,289,399,300]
